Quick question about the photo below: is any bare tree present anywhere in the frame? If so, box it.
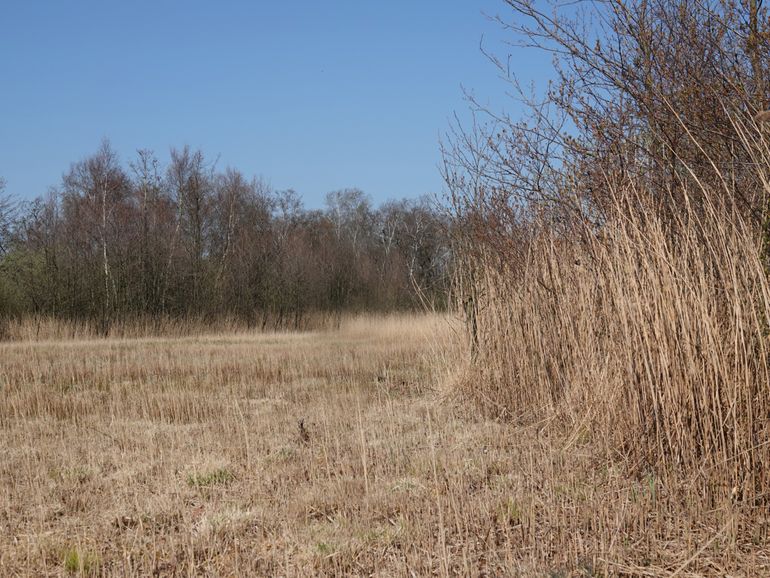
[62,140,131,327]
[0,177,16,257]
[130,149,172,313]
[167,146,213,312]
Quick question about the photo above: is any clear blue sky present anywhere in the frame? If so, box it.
[1,1,551,207]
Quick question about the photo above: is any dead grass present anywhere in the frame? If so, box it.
[452,158,770,571]
[2,312,768,576]
[0,311,345,342]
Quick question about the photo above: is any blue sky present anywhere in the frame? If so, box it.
[1,1,552,207]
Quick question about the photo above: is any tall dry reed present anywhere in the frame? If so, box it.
[459,172,770,503]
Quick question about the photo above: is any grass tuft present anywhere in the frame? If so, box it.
[63,547,98,575]
[187,468,235,489]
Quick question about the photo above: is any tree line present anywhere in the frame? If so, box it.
[0,141,450,329]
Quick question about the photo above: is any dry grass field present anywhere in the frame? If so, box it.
[2,313,769,576]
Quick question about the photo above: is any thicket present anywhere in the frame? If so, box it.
[445,0,770,503]
[0,145,449,333]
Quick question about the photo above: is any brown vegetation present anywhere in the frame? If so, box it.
[7,0,770,575]
[4,314,770,576]
[442,0,770,574]
[0,315,457,576]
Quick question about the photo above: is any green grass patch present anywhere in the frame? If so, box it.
[63,547,99,575]
[187,467,235,489]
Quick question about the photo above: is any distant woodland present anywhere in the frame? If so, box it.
[0,142,450,329]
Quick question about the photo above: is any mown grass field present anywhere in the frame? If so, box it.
[2,314,768,576]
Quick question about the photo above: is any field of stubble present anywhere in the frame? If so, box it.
[0,315,490,576]
[3,314,765,577]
